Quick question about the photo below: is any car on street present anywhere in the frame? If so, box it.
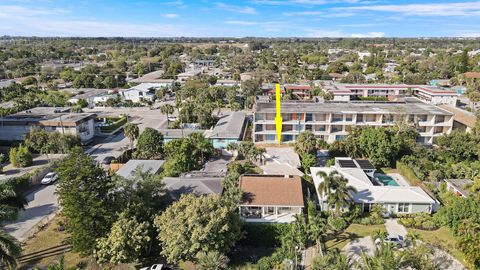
[375,234,406,248]
[140,264,171,270]
[41,172,58,185]
[101,156,116,165]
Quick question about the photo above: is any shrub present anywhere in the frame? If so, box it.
[9,145,33,167]
[327,216,347,232]
[397,213,439,230]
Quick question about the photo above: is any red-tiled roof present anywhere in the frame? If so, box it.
[240,175,304,207]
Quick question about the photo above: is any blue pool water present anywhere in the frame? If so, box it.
[377,175,399,186]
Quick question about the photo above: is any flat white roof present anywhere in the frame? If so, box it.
[310,166,435,204]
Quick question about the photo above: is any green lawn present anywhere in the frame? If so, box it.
[326,223,386,251]
[18,216,89,269]
[407,227,468,268]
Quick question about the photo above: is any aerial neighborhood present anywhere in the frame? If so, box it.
[0,34,479,270]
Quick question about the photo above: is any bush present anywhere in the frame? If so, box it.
[397,213,440,230]
[396,161,422,186]
[240,223,289,247]
[327,216,348,232]
[9,145,33,167]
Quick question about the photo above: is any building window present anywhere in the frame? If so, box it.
[345,114,353,122]
[306,125,312,131]
[397,203,409,213]
[266,134,276,141]
[357,114,364,122]
[255,124,263,132]
[255,134,264,142]
[282,135,293,142]
[305,113,313,122]
[332,114,343,122]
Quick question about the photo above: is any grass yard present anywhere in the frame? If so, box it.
[18,216,90,269]
[326,223,386,251]
[407,227,468,268]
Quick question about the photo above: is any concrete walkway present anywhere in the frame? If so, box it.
[385,218,408,237]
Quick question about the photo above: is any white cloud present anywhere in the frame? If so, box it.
[282,11,323,16]
[337,1,480,16]
[162,13,179,18]
[0,5,69,18]
[225,20,258,26]
[253,0,359,5]
[215,3,257,14]
[351,31,385,37]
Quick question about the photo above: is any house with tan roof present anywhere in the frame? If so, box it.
[239,174,304,223]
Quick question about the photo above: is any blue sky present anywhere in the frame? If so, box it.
[0,0,479,37]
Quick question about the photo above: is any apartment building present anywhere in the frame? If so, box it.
[0,107,96,143]
[262,83,312,99]
[253,98,453,144]
[321,81,458,105]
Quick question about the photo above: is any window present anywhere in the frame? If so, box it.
[345,114,353,122]
[305,113,313,122]
[332,114,343,122]
[357,114,364,122]
[397,203,409,213]
[266,134,276,141]
[282,135,293,142]
[306,125,312,131]
[255,124,263,132]
[255,134,264,142]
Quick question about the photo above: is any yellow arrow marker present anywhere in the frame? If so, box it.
[274,83,282,144]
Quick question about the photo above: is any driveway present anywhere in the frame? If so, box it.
[3,184,58,242]
[385,218,407,237]
[342,236,375,260]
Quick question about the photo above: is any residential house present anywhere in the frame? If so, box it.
[444,179,473,198]
[204,111,247,149]
[311,158,437,215]
[115,159,165,179]
[260,147,304,177]
[120,83,162,102]
[163,176,223,201]
[239,174,304,223]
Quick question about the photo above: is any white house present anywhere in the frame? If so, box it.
[311,158,437,215]
[120,83,162,103]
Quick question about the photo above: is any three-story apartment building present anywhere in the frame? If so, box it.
[253,98,453,144]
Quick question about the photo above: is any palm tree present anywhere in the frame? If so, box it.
[308,215,328,257]
[0,184,26,269]
[328,179,357,217]
[357,242,408,270]
[160,104,175,125]
[123,123,139,151]
[195,251,229,270]
[316,170,336,199]
[312,250,354,270]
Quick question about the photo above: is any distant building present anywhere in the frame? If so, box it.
[215,79,238,87]
[120,83,162,102]
[321,81,458,105]
[67,89,109,106]
[262,84,312,100]
[0,107,96,143]
[239,175,304,223]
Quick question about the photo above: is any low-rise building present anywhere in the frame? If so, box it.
[163,176,223,201]
[321,82,458,105]
[204,111,247,149]
[444,179,473,198]
[253,98,453,144]
[115,159,165,179]
[260,147,304,177]
[0,107,96,143]
[262,84,311,99]
[239,174,304,223]
[120,83,163,102]
[311,158,437,214]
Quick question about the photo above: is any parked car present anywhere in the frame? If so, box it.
[140,264,171,270]
[101,156,116,165]
[375,235,405,248]
[41,172,58,185]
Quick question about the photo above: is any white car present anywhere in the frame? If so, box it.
[140,264,169,270]
[41,172,58,185]
[375,235,405,248]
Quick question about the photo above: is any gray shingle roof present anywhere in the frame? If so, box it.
[116,160,165,179]
[163,177,223,200]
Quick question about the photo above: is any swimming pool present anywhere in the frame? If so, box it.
[377,175,400,186]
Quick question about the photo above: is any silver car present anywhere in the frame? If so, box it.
[41,172,58,185]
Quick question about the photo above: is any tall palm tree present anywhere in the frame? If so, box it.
[160,104,175,125]
[328,180,357,217]
[308,215,328,257]
[0,184,26,269]
[357,242,408,270]
[195,251,229,270]
[123,123,139,151]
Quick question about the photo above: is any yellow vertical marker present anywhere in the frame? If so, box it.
[274,83,282,144]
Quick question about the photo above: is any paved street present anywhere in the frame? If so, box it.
[3,184,58,242]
